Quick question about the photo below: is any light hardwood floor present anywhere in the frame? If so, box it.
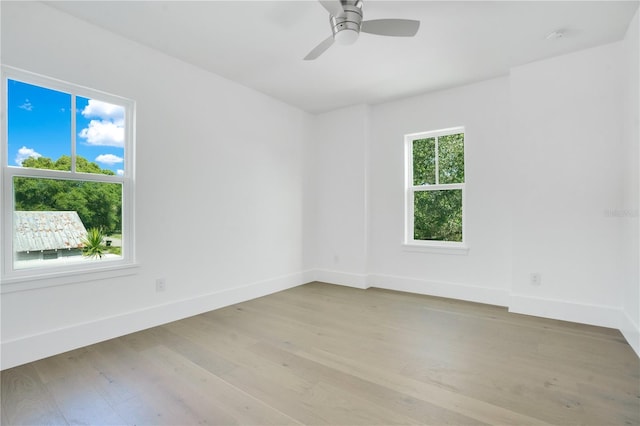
[2,282,639,425]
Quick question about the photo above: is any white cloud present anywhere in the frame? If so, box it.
[81,99,124,121]
[19,99,33,111]
[15,146,42,165]
[95,154,124,166]
[79,120,124,147]
[116,169,125,177]
[79,100,125,147]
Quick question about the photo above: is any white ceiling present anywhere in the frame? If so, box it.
[48,0,639,114]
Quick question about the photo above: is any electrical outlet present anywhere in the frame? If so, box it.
[530,273,541,286]
[155,278,166,292]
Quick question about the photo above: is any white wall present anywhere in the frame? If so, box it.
[366,78,513,305]
[308,104,369,288]
[1,1,313,369]
[622,8,640,354]
[508,42,628,328]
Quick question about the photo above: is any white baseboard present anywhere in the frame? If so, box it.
[509,293,639,357]
[314,269,369,289]
[311,270,510,307]
[1,270,314,370]
[508,293,624,329]
[367,273,510,307]
[620,310,640,358]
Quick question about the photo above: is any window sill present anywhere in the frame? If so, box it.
[1,262,140,294]
[402,243,470,255]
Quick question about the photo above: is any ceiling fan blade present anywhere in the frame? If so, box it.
[318,0,344,17]
[361,19,420,37]
[304,35,335,61]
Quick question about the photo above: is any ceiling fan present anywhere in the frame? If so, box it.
[304,0,420,61]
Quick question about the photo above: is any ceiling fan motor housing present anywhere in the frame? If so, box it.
[330,0,363,38]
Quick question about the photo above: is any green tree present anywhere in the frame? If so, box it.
[14,155,122,233]
[413,137,436,185]
[21,156,58,170]
[412,133,464,242]
[414,190,463,241]
[437,133,464,184]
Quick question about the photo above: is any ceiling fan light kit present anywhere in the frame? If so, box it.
[330,1,363,45]
[304,0,421,60]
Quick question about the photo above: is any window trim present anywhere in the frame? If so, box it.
[1,66,137,285]
[404,126,467,250]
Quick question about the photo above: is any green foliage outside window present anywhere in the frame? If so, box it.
[413,137,436,185]
[414,190,463,241]
[411,132,464,242]
[21,155,116,175]
[13,155,122,234]
[437,133,464,184]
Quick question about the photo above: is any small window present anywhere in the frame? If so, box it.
[2,66,135,282]
[405,127,465,247]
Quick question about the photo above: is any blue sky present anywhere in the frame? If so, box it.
[7,79,125,175]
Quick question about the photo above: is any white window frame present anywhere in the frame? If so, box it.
[1,66,137,288]
[404,126,467,252]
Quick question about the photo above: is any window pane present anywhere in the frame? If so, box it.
[13,177,122,270]
[7,80,71,170]
[412,138,436,185]
[438,133,464,184]
[414,189,462,242]
[76,97,125,176]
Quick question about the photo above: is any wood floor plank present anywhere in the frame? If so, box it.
[0,363,68,425]
[219,361,335,424]
[2,282,638,425]
[34,346,137,412]
[250,340,488,425]
[82,338,210,425]
[43,373,128,426]
[139,344,302,425]
[296,345,554,425]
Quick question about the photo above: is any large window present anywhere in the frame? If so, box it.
[405,127,465,247]
[1,67,135,282]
